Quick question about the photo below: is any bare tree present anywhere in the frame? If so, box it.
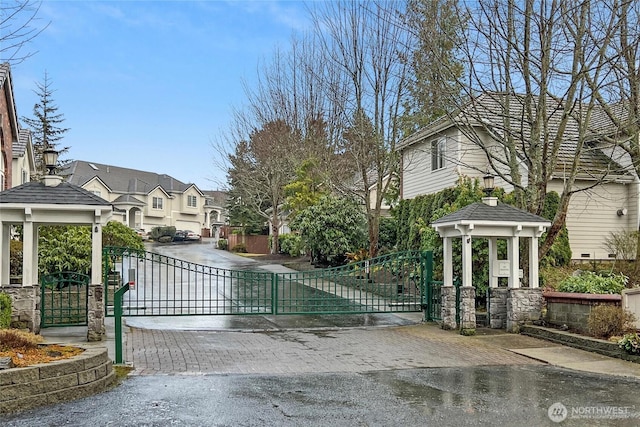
[420,0,628,260]
[586,0,640,267]
[0,1,47,64]
[227,120,301,254]
[309,0,411,257]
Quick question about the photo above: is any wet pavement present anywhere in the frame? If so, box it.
[5,365,640,426]
[22,244,640,425]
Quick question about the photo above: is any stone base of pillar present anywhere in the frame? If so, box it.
[459,286,476,335]
[87,284,105,342]
[1,285,40,333]
[507,288,543,333]
[440,286,457,330]
[488,288,508,329]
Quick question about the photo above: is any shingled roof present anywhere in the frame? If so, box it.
[398,92,632,179]
[432,201,550,226]
[0,181,111,206]
[64,160,196,195]
[12,129,30,158]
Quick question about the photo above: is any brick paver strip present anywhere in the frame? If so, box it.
[125,325,542,375]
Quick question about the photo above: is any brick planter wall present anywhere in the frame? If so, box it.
[543,291,622,334]
[0,347,115,414]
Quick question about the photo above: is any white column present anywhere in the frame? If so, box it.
[22,216,34,286]
[92,211,103,285]
[488,237,498,288]
[443,236,453,286]
[125,209,130,228]
[0,222,9,285]
[529,236,539,288]
[461,235,473,287]
[508,236,520,288]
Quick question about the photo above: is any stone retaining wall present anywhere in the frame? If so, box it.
[544,291,622,333]
[0,347,115,414]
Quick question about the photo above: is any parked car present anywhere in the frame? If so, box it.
[134,228,149,241]
[185,230,201,241]
[173,230,188,242]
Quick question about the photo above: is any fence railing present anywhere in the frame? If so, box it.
[103,247,440,318]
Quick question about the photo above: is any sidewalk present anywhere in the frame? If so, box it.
[41,314,640,379]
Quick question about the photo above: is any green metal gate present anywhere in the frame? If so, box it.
[40,271,90,328]
[103,247,441,318]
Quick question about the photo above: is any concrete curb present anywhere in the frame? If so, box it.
[0,346,115,414]
[520,325,640,364]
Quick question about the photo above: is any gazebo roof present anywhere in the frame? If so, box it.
[0,181,110,206]
[433,201,549,225]
[432,201,551,239]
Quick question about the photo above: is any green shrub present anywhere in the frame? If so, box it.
[279,233,304,257]
[588,305,636,339]
[10,240,23,277]
[619,333,640,355]
[150,226,176,241]
[0,293,11,329]
[231,243,247,253]
[217,239,228,250]
[556,271,627,294]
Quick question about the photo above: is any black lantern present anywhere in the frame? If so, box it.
[43,147,59,175]
[483,172,495,197]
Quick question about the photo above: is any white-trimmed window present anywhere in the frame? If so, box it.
[187,195,197,208]
[431,138,446,170]
[21,169,28,184]
[152,196,164,209]
[92,190,101,197]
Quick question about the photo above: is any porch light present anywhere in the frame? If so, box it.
[483,172,495,197]
[43,147,59,175]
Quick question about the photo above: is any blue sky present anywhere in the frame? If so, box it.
[11,1,309,190]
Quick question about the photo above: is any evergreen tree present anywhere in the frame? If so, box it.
[21,71,70,179]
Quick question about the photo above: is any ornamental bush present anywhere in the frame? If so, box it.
[587,305,636,338]
[619,333,640,355]
[556,271,627,294]
[0,293,11,329]
[291,195,366,266]
[279,233,305,257]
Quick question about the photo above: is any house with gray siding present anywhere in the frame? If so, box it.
[398,93,638,261]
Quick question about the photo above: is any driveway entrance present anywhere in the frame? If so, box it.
[104,246,442,318]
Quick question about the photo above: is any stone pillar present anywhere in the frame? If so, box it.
[507,288,543,332]
[87,284,105,342]
[459,286,476,335]
[488,287,508,329]
[440,286,457,330]
[1,285,40,333]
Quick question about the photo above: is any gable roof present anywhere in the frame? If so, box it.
[398,92,632,179]
[0,63,19,142]
[0,181,111,206]
[65,160,197,195]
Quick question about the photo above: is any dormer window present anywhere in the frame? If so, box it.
[187,195,197,208]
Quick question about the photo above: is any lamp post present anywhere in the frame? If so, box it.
[483,172,495,197]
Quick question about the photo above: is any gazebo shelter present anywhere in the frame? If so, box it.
[0,173,112,340]
[431,194,551,333]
